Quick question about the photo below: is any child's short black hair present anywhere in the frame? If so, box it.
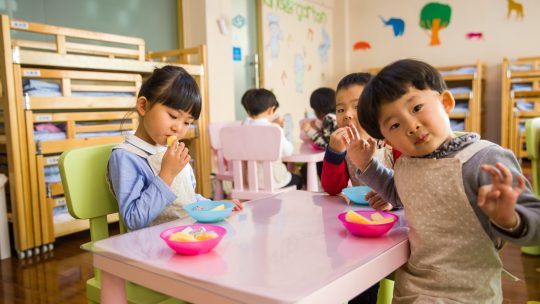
[138,65,202,119]
[336,72,372,92]
[359,59,447,139]
[310,87,335,117]
[241,88,279,116]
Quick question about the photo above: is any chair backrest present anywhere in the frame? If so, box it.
[526,118,540,195]
[208,121,241,175]
[59,143,124,241]
[221,124,290,200]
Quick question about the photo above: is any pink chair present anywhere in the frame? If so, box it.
[208,121,241,200]
[220,124,296,201]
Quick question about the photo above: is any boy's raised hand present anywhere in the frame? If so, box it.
[344,124,377,172]
[329,127,349,152]
[159,141,191,186]
[477,162,525,229]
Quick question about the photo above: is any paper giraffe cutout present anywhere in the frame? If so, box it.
[379,16,405,37]
[507,0,524,20]
[420,2,452,46]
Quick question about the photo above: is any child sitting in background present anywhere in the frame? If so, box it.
[108,66,242,231]
[348,59,540,302]
[241,88,303,190]
[321,73,395,211]
[301,87,338,150]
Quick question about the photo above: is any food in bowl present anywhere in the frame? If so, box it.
[168,226,219,242]
[161,224,226,255]
[338,210,398,237]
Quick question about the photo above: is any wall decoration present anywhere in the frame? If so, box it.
[281,70,288,86]
[353,41,371,50]
[307,28,314,41]
[232,15,246,28]
[420,2,452,46]
[507,0,524,20]
[263,0,327,24]
[465,32,483,40]
[267,13,283,58]
[294,53,305,93]
[318,27,330,63]
[379,16,405,37]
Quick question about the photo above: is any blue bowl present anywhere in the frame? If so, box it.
[342,186,372,205]
[184,201,234,223]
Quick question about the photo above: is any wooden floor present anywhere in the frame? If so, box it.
[0,226,539,303]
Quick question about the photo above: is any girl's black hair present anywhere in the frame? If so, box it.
[138,65,202,119]
[336,72,372,92]
[359,59,447,139]
[241,88,279,116]
[310,87,336,117]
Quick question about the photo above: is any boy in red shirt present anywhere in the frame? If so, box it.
[321,73,396,211]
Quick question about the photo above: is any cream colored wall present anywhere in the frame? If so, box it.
[347,0,540,143]
[182,0,236,123]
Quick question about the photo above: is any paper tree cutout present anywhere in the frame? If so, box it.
[420,2,452,46]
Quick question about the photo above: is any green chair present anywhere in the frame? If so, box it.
[59,144,185,304]
[524,118,540,255]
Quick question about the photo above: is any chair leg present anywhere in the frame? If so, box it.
[376,278,394,304]
[214,181,224,200]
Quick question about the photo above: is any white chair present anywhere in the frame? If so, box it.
[208,121,241,200]
[220,124,295,201]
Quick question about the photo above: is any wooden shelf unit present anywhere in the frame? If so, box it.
[367,62,484,134]
[0,15,211,257]
[501,57,540,159]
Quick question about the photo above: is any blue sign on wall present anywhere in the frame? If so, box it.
[233,47,242,61]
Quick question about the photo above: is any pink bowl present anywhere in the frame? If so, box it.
[160,224,226,255]
[338,210,398,238]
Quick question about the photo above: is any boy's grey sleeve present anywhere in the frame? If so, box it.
[356,159,403,208]
[471,145,540,245]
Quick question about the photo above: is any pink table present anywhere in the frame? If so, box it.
[90,190,409,304]
[282,143,325,192]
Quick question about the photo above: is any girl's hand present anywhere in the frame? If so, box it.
[365,191,393,211]
[229,199,243,211]
[477,162,525,229]
[344,124,377,172]
[159,141,190,185]
[329,128,348,153]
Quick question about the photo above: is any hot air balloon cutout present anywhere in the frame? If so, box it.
[420,2,452,46]
[379,16,405,37]
[353,41,371,51]
[507,0,524,20]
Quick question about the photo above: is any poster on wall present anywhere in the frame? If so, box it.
[261,0,334,132]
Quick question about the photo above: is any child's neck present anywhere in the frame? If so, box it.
[251,112,272,121]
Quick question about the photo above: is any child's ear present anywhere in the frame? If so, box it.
[441,90,455,113]
[135,96,148,116]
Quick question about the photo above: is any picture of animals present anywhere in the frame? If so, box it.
[379,16,405,37]
[507,0,524,20]
[419,2,452,46]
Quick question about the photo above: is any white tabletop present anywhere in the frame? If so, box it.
[90,190,409,304]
